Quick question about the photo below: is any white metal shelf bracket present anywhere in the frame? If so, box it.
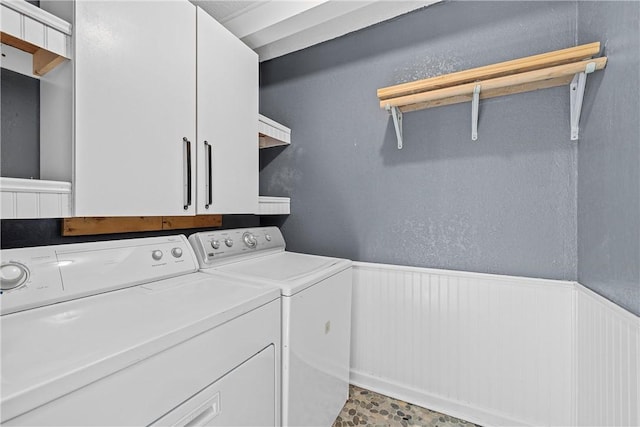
[386,104,404,149]
[570,61,596,141]
[471,84,481,141]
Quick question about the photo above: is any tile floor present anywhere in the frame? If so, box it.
[333,385,479,427]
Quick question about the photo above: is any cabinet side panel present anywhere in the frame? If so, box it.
[39,61,72,182]
[39,1,73,183]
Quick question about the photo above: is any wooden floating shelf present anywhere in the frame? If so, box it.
[377,42,607,147]
[378,42,602,101]
[384,57,607,113]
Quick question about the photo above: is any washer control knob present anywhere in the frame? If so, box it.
[211,240,220,250]
[224,238,233,248]
[171,247,183,258]
[243,232,257,248]
[0,263,29,291]
[152,250,163,261]
[265,234,272,242]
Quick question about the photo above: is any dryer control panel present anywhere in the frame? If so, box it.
[0,235,198,315]
[189,227,285,268]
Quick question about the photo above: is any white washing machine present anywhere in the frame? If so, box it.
[0,235,281,426]
[189,227,353,427]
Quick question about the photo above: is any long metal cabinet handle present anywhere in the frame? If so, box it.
[204,141,212,209]
[183,137,192,210]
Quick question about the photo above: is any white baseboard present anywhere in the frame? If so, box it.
[350,369,528,427]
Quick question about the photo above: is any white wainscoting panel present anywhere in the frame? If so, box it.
[258,114,291,148]
[350,262,640,427]
[575,285,640,427]
[256,196,290,215]
[1,177,72,219]
[350,262,576,426]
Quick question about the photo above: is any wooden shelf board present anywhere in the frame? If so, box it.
[62,215,223,236]
[377,42,601,100]
[400,76,574,112]
[1,32,39,54]
[33,48,66,76]
[382,57,607,112]
[1,31,67,76]
[162,215,222,230]
[259,134,290,149]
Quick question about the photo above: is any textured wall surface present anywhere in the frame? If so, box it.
[1,69,40,179]
[3,1,637,316]
[260,1,579,280]
[577,2,640,316]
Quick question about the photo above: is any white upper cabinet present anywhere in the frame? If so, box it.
[72,2,257,217]
[196,7,258,215]
[74,1,197,216]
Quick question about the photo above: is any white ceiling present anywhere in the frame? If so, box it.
[192,1,440,62]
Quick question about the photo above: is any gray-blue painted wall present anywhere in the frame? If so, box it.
[1,69,40,179]
[577,2,640,315]
[2,1,637,315]
[260,1,579,281]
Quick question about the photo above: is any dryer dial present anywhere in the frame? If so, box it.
[243,232,257,248]
[1,262,29,291]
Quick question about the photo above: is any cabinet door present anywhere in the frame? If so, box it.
[196,7,258,215]
[74,1,196,216]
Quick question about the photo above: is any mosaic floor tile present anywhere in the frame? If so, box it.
[333,385,480,427]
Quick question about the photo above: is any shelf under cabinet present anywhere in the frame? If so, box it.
[1,177,72,218]
[259,114,291,148]
[0,0,72,76]
[257,196,290,215]
[257,115,291,215]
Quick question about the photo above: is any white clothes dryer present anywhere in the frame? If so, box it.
[0,235,281,426]
[189,227,353,427]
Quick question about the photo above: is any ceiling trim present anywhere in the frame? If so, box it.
[194,1,441,62]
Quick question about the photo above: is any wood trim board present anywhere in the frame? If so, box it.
[62,215,223,236]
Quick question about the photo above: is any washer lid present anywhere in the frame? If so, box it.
[215,252,352,296]
[0,272,279,423]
